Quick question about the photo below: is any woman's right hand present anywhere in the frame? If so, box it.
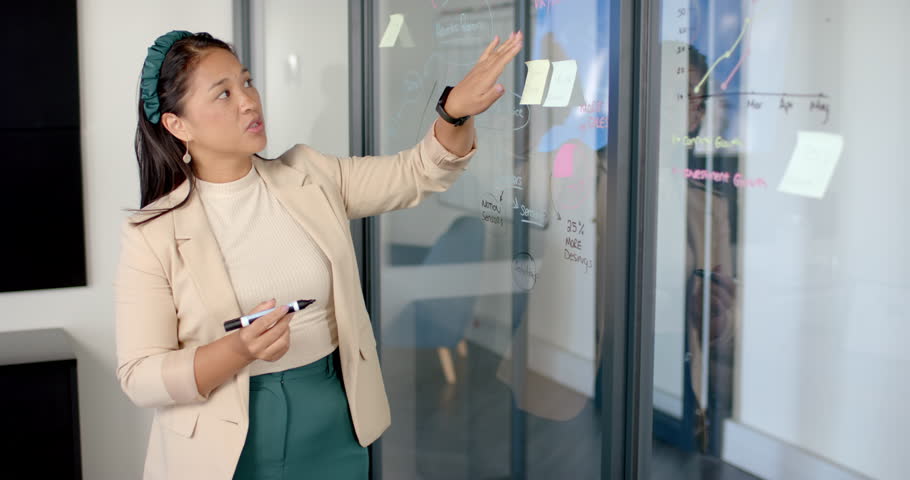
[229,298,294,362]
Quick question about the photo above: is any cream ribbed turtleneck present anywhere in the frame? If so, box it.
[195,163,338,376]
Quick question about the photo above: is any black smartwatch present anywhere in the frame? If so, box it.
[436,86,471,126]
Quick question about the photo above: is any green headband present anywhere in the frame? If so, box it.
[140,30,193,124]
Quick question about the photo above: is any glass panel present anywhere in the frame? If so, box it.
[651,1,910,479]
[248,0,350,157]
[371,1,611,478]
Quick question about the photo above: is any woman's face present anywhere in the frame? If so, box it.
[169,48,266,157]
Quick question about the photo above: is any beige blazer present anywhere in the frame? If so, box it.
[114,125,476,480]
[683,181,735,410]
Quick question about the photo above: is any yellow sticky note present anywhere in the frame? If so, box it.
[520,60,551,105]
[543,60,577,107]
[398,18,414,47]
[777,131,844,199]
[379,14,413,48]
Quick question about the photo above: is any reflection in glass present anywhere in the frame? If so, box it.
[373,0,609,478]
[652,1,910,479]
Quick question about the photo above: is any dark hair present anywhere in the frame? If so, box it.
[688,45,709,79]
[125,32,235,226]
[688,45,709,114]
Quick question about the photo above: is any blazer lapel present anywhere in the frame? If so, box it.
[254,156,360,372]
[172,181,243,328]
[170,156,351,421]
[171,178,248,421]
[171,157,337,317]
[252,156,348,265]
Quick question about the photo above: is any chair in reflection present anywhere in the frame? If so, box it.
[384,215,486,384]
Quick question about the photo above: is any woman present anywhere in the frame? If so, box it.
[114,30,522,480]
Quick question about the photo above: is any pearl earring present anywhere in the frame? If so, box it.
[182,141,192,164]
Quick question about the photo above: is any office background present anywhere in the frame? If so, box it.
[0,1,349,478]
[1,1,907,479]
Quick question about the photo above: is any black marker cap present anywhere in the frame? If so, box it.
[224,317,243,332]
[292,299,317,311]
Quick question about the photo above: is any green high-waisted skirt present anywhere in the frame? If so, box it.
[233,348,368,479]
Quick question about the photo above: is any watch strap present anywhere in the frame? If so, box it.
[436,86,470,126]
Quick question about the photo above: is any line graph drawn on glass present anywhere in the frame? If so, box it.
[693,17,751,94]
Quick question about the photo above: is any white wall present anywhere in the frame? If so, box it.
[0,0,348,480]
[0,2,347,478]
[253,0,349,158]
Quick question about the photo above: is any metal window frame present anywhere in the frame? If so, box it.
[347,2,381,479]
[624,0,662,477]
[232,0,251,68]
[601,0,659,478]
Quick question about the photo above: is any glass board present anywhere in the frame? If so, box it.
[369,1,611,478]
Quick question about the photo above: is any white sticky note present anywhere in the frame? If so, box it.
[378,14,403,48]
[520,60,551,105]
[777,131,844,199]
[543,60,577,107]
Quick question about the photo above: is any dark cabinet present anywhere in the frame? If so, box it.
[0,329,82,479]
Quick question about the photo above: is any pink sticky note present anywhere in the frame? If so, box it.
[553,143,576,178]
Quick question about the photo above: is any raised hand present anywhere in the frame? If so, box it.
[444,31,524,119]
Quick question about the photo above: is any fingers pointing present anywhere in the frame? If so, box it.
[479,35,499,62]
[494,31,522,55]
[482,31,522,63]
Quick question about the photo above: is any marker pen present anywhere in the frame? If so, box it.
[224,299,316,332]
